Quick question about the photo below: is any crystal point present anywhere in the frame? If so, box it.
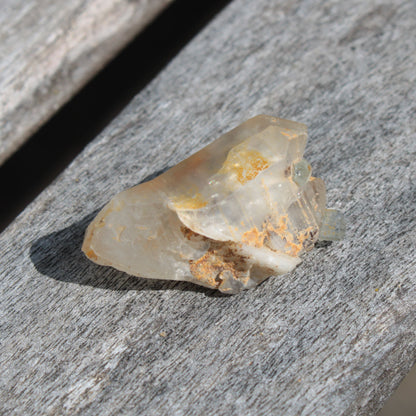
[82,115,344,293]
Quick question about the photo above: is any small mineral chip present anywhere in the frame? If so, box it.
[82,115,344,293]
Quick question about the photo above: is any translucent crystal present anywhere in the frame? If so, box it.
[82,115,344,293]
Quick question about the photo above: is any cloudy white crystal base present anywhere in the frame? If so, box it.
[82,115,344,293]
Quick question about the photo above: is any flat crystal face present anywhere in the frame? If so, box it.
[83,115,342,293]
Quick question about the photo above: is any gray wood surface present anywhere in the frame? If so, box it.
[1,0,415,414]
[0,0,172,165]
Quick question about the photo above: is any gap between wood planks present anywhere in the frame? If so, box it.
[0,0,232,233]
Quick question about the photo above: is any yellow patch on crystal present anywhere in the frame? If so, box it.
[219,146,270,184]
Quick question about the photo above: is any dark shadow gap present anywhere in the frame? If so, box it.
[0,0,232,233]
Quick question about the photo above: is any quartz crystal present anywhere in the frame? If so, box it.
[82,115,344,293]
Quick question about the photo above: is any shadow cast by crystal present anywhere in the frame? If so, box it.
[29,209,227,297]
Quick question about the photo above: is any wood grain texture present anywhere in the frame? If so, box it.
[1,0,416,414]
[0,0,173,165]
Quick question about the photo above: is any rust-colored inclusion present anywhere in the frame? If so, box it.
[219,147,270,184]
[172,193,208,210]
[241,215,317,257]
[182,226,249,289]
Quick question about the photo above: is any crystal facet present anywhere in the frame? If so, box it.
[82,115,344,293]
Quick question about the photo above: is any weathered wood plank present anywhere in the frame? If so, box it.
[1,0,415,415]
[0,0,173,165]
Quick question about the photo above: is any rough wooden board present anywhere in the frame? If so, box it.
[1,0,416,414]
[0,0,173,165]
